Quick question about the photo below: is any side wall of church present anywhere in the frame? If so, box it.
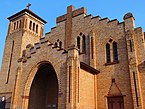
[78,69,96,109]
[71,13,133,109]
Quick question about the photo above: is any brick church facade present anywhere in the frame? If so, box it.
[0,5,145,109]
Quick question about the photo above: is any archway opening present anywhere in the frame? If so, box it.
[28,63,58,109]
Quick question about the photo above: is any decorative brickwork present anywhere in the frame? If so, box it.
[0,5,145,109]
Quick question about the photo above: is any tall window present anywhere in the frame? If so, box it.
[113,41,118,62]
[106,43,111,63]
[82,35,86,53]
[19,20,21,28]
[59,41,62,48]
[13,22,16,30]
[33,23,35,31]
[29,21,32,30]
[16,21,19,29]
[77,36,80,50]
[36,24,38,33]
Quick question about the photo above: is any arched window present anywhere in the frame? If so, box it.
[13,22,16,30]
[33,23,35,31]
[36,24,38,33]
[54,42,57,47]
[29,21,32,30]
[19,20,21,28]
[16,21,19,29]
[59,41,62,48]
[77,36,80,50]
[82,35,86,53]
[106,43,111,63]
[113,41,118,62]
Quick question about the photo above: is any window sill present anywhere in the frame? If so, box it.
[105,61,119,66]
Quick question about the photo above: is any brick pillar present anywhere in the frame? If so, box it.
[89,31,97,68]
[66,44,79,109]
[125,30,142,109]
[7,21,12,35]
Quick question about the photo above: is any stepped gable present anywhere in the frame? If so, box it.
[45,6,124,37]
[18,37,67,63]
[56,6,87,23]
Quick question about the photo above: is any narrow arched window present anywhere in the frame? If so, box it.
[17,21,19,29]
[82,35,86,53]
[36,24,38,33]
[29,21,32,30]
[113,41,118,62]
[54,42,57,47]
[19,20,21,28]
[77,36,80,50]
[33,23,35,31]
[59,41,62,48]
[14,22,16,30]
[106,43,111,63]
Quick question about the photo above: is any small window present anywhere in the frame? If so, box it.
[77,36,80,50]
[59,41,62,48]
[113,41,118,62]
[33,23,35,31]
[82,35,86,53]
[36,24,38,33]
[19,20,21,28]
[29,21,32,30]
[13,22,16,30]
[54,42,57,47]
[106,43,111,63]
[16,21,19,29]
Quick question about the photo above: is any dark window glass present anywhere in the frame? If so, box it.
[59,41,62,48]
[82,35,86,52]
[106,43,111,63]
[113,41,118,62]
[77,36,80,50]
[33,23,35,31]
[29,21,32,30]
[36,25,38,33]
[19,20,21,28]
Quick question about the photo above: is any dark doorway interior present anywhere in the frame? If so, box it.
[108,96,124,109]
[28,63,58,109]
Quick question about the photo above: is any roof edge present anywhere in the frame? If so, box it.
[7,9,47,24]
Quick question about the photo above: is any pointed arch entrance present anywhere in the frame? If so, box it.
[28,63,58,109]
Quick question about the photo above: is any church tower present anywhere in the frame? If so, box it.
[0,7,46,107]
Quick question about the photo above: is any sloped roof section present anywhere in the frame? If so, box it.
[7,9,47,23]
[80,62,100,74]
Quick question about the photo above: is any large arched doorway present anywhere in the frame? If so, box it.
[28,63,58,109]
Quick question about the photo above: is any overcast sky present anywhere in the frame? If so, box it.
[0,0,145,67]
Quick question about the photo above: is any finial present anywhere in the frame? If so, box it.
[26,3,31,10]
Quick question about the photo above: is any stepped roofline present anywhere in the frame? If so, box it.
[7,9,47,23]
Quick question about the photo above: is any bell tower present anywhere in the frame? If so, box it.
[0,7,46,97]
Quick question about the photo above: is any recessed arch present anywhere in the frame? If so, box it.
[22,61,59,109]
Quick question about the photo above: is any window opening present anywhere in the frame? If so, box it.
[106,43,111,63]
[29,21,32,30]
[77,36,80,50]
[113,41,118,62]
